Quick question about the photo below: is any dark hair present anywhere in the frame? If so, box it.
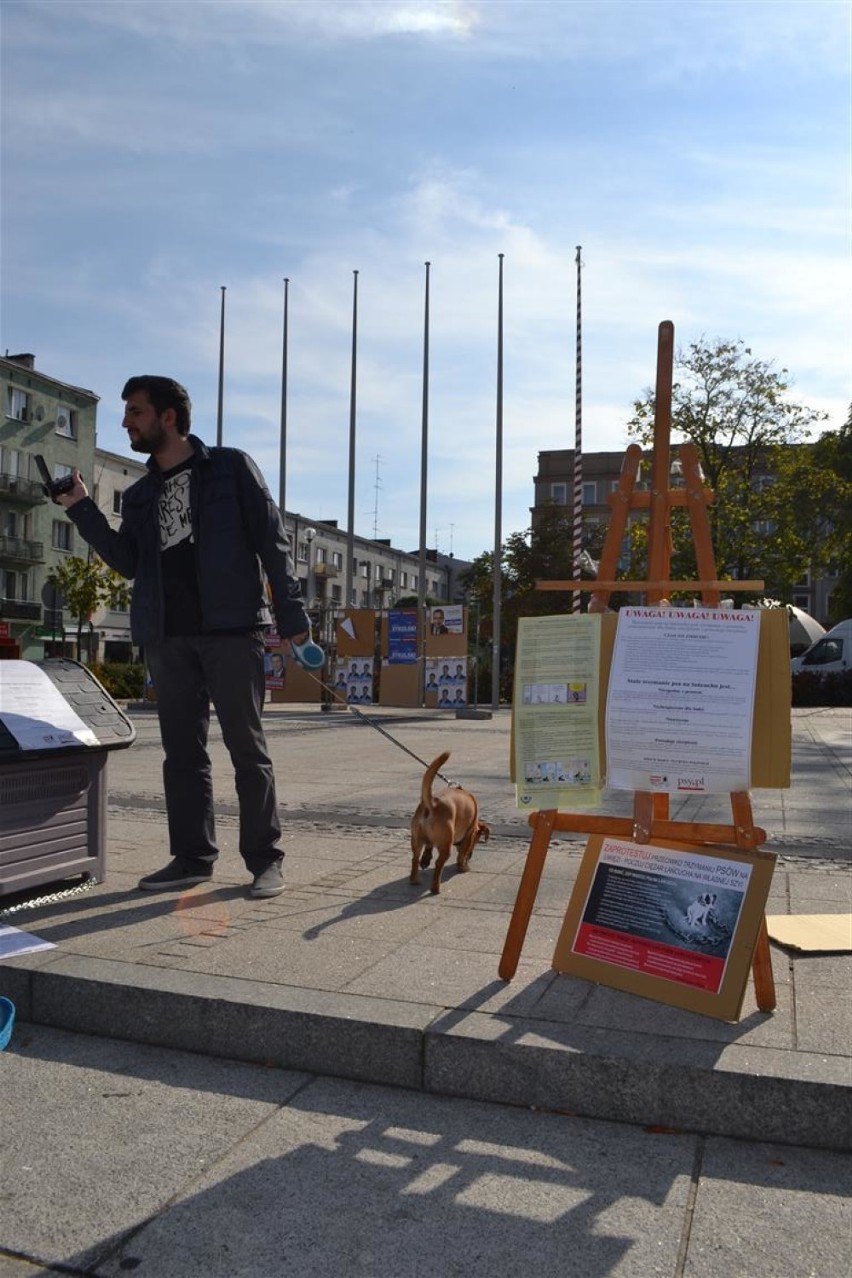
[122,376,192,437]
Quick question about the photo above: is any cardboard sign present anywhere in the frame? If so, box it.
[553,834,776,1021]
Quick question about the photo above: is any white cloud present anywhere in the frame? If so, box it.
[3,0,849,562]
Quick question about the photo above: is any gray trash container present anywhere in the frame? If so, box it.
[0,659,136,896]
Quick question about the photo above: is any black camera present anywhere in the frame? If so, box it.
[35,454,77,499]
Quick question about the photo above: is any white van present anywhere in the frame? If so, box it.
[791,619,852,676]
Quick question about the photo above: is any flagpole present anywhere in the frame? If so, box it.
[572,246,583,613]
[345,270,359,611]
[418,261,431,704]
[491,253,504,711]
[216,284,226,447]
[278,277,289,513]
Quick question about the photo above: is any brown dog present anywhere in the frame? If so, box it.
[410,751,490,895]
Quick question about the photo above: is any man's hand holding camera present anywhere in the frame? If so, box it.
[51,469,88,507]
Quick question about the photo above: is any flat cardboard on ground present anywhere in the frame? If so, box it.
[766,914,852,953]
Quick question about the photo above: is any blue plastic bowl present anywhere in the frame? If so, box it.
[0,997,15,1051]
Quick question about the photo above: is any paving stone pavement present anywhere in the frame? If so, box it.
[2,1024,850,1278]
[1,705,850,1165]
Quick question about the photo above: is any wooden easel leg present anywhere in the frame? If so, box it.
[751,915,776,1012]
[499,809,557,981]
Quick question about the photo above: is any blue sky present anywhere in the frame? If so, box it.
[2,0,850,561]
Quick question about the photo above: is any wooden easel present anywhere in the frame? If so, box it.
[498,321,777,1012]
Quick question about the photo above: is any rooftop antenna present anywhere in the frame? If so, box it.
[371,454,383,538]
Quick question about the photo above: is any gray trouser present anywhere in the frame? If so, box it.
[145,632,282,875]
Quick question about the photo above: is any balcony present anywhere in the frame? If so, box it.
[0,598,41,621]
[314,562,340,579]
[0,535,44,565]
[0,473,47,505]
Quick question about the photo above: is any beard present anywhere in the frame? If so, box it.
[128,419,169,454]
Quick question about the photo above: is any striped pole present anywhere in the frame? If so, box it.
[572,246,583,613]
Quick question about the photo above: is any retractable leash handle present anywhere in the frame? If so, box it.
[290,632,325,671]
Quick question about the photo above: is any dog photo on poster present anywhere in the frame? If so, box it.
[553,835,776,1020]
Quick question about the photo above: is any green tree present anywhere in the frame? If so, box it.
[627,337,829,598]
[758,427,852,609]
[807,407,852,621]
[47,555,131,664]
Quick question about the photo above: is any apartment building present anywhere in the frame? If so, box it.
[0,353,99,660]
[284,515,464,647]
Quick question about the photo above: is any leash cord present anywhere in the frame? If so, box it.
[296,666,458,788]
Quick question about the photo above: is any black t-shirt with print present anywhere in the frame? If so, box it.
[158,457,202,636]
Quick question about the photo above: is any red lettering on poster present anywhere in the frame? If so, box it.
[573,923,725,993]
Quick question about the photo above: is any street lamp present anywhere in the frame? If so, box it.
[304,526,317,615]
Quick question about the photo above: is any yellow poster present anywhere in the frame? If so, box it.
[513,614,602,810]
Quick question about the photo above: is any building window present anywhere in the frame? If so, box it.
[582,482,597,505]
[0,446,22,476]
[112,490,123,515]
[331,551,343,569]
[331,584,342,603]
[400,571,408,588]
[360,562,370,578]
[296,541,309,563]
[55,405,77,438]
[52,520,73,551]
[374,563,383,582]
[551,482,567,504]
[3,569,29,600]
[314,545,326,563]
[6,387,29,422]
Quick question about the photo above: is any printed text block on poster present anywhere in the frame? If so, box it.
[605,608,760,794]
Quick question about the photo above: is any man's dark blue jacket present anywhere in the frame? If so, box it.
[66,436,309,646]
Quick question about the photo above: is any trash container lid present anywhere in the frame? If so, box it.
[0,658,136,759]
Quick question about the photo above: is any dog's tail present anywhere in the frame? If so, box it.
[421,751,450,810]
